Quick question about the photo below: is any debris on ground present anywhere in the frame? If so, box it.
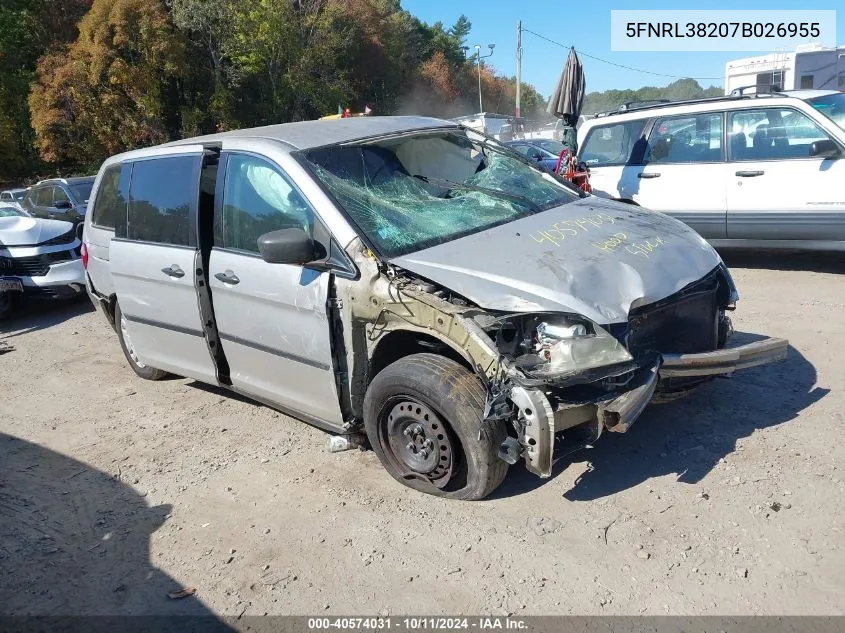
[167,587,197,600]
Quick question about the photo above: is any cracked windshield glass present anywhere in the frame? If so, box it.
[302,129,580,257]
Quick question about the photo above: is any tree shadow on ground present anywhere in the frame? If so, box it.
[491,334,825,501]
[0,433,234,630]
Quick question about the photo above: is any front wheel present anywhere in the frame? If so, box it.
[364,353,508,500]
[114,302,169,381]
[0,291,15,321]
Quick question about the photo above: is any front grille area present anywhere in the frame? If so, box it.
[0,250,75,277]
[627,279,719,359]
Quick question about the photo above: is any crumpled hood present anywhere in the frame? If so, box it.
[391,196,722,324]
[0,216,74,247]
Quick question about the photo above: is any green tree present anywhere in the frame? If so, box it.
[0,0,91,178]
[582,79,722,115]
[168,0,235,130]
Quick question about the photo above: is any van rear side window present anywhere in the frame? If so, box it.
[127,156,198,246]
[580,120,646,167]
[91,164,129,229]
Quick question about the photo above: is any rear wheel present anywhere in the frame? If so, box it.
[364,353,508,500]
[114,302,169,381]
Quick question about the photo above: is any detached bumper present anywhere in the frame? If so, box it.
[659,338,789,378]
[516,337,788,477]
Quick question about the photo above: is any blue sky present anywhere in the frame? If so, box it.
[402,1,843,96]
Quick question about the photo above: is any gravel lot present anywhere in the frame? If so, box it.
[1,251,843,618]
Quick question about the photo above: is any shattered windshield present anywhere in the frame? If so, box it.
[302,129,579,258]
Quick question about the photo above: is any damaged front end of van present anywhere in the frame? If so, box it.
[337,222,787,481]
[302,126,788,489]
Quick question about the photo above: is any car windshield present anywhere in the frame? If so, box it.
[303,129,579,258]
[533,139,566,155]
[11,191,24,201]
[69,182,94,203]
[808,93,845,132]
[0,206,23,217]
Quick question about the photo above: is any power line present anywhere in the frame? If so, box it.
[521,28,723,81]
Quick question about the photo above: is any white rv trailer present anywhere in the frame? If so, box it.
[725,44,845,95]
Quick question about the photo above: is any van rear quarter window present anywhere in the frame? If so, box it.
[91,164,129,229]
[127,156,198,246]
[581,120,646,166]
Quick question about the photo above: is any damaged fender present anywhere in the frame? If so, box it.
[334,238,505,424]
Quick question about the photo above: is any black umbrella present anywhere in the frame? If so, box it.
[547,47,585,122]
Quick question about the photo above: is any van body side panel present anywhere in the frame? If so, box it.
[110,239,218,382]
[208,248,344,426]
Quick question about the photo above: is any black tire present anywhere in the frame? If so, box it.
[0,291,15,321]
[364,353,508,500]
[114,302,169,381]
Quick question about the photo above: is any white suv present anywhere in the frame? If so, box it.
[577,90,845,250]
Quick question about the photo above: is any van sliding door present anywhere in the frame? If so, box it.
[109,149,219,383]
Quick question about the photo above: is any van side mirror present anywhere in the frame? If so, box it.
[257,228,316,265]
[54,200,72,210]
[809,139,840,159]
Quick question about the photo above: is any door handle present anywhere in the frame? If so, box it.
[736,170,764,177]
[214,270,240,285]
[637,172,661,179]
[161,264,185,279]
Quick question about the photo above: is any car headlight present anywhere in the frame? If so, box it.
[512,316,633,380]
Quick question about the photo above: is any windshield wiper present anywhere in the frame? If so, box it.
[413,174,541,212]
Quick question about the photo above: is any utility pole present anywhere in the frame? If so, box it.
[515,21,522,120]
[475,43,495,113]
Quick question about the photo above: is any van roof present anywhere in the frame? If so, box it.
[163,116,457,152]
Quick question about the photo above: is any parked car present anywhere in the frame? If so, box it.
[0,204,86,320]
[0,188,28,214]
[577,90,845,250]
[505,139,566,172]
[22,176,95,225]
[83,116,787,500]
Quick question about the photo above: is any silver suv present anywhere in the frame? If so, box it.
[83,117,787,499]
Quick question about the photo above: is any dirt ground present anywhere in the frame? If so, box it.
[1,251,843,618]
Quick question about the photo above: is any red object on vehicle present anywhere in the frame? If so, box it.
[80,242,88,269]
[555,149,592,194]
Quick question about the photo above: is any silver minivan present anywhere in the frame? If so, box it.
[83,116,787,500]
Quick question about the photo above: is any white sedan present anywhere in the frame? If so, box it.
[0,205,85,319]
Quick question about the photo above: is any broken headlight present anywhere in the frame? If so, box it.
[513,315,633,380]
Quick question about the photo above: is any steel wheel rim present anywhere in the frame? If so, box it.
[382,398,455,489]
[120,314,146,368]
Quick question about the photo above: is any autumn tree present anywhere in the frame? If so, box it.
[22,0,547,172]
[29,0,191,167]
